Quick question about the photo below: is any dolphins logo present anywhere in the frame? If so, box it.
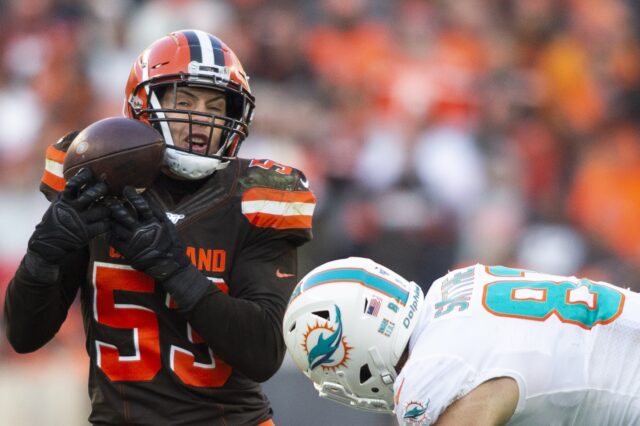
[403,400,431,424]
[304,305,352,371]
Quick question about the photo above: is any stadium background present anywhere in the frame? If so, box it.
[1,0,640,424]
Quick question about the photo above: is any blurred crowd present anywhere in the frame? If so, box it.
[1,0,640,400]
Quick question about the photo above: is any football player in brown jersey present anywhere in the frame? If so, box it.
[4,29,316,426]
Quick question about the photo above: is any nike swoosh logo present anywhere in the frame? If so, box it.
[276,269,295,278]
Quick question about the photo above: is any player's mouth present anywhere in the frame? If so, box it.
[186,133,210,154]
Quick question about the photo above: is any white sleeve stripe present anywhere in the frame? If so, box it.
[45,158,64,177]
[241,200,315,216]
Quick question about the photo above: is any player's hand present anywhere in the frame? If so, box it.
[108,186,191,281]
[28,168,110,263]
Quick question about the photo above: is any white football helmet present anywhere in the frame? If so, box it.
[283,257,425,413]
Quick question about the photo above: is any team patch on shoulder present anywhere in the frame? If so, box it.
[402,400,432,425]
[242,186,315,229]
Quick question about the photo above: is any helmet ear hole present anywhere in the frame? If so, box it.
[312,310,330,320]
[359,364,372,384]
[288,322,296,333]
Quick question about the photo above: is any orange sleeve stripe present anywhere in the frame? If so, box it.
[242,187,316,204]
[394,377,405,404]
[46,145,67,163]
[41,170,66,192]
[244,212,313,230]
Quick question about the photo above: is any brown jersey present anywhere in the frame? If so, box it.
[5,156,315,426]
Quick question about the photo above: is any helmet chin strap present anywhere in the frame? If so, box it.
[368,347,396,386]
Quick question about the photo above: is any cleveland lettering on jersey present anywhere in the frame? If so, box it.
[110,245,228,274]
[186,247,226,272]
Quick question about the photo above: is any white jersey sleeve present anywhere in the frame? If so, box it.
[393,354,476,425]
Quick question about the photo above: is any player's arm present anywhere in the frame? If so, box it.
[434,377,518,426]
[182,236,299,382]
[4,250,87,352]
[4,168,109,352]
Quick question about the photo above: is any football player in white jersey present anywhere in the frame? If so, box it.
[283,257,640,425]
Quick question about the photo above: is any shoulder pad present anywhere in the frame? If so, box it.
[40,130,78,201]
[238,159,316,240]
[241,158,311,192]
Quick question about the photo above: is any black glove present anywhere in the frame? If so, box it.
[109,186,191,281]
[28,168,110,264]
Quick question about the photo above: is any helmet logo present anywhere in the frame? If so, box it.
[304,305,352,371]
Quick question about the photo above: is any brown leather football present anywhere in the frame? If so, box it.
[63,117,165,195]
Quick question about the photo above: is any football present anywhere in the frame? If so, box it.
[63,117,165,195]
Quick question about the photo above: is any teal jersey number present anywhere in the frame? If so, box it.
[483,266,625,329]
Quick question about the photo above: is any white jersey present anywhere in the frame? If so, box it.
[394,264,640,426]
